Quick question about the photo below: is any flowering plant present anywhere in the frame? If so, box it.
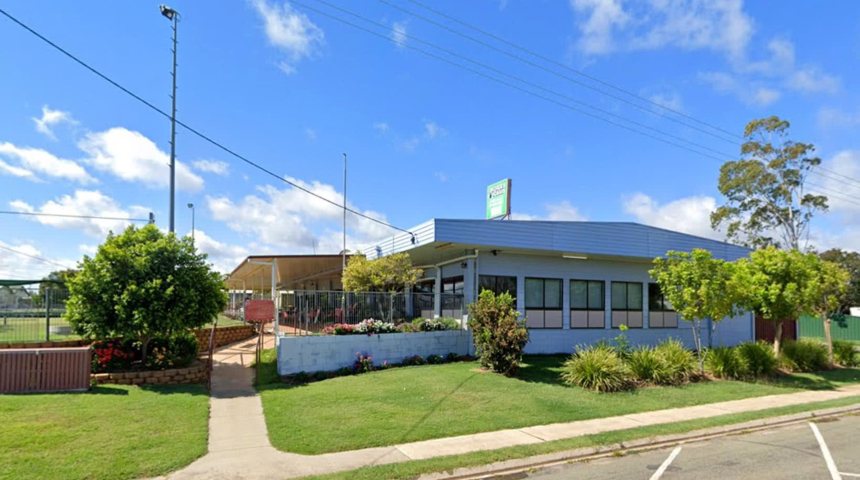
[91,339,136,373]
[353,318,397,335]
[353,352,374,373]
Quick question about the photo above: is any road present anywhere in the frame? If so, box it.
[519,414,860,480]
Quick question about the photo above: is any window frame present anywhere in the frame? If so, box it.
[611,281,643,312]
[478,275,518,298]
[648,283,678,329]
[524,277,562,329]
[570,279,605,311]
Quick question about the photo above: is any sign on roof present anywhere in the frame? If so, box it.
[486,178,512,219]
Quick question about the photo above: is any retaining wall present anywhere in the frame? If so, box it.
[277,330,472,375]
[91,362,207,386]
[193,324,256,351]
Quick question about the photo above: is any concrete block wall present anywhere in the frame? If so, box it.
[277,330,472,375]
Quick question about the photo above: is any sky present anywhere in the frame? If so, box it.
[2,0,860,279]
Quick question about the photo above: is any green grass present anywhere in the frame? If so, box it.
[0,384,209,480]
[205,313,247,328]
[303,395,860,480]
[0,316,80,343]
[257,352,860,455]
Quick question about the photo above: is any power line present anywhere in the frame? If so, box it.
[0,210,149,222]
[294,0,732,161]
[0,7,414,238]
[380,0,739,145]
[299,0,860,204]
[398,0,742,142]
[0,244,69,269]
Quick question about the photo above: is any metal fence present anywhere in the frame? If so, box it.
[279,290,465,335]
[0,281,75,343]
[798,314,860,342]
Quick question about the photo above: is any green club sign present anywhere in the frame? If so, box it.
[486,179,511,219]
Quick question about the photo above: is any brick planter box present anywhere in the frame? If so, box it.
[193,325,256,351]
[91,361,208,386]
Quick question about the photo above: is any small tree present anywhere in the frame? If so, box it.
[808,259,850,366]
[733,247,818,355]
[67,224,226,361]
[468,290,528,376]
[711,116,828,250]
[342,253,422,292]
[819,248,860,313]
[650,249,738,373]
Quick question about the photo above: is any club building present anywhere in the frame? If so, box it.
[362,218,753,352]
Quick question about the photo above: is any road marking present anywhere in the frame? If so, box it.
[839,473,860,478]
[649,446,682,480]
[809,422,841,480]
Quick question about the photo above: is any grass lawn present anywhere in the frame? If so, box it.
[257,351,860,455]
[206,313,247,328]
[304,394,860,480]
[0,384,209,480]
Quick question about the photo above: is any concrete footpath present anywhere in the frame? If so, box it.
[164,336,860,480]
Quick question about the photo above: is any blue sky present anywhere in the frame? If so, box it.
[2,0,860,277]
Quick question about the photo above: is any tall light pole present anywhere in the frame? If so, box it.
[160,4,179,233]
[187,203,195,243]
[342,152,347,273]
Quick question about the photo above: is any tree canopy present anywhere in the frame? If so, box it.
[67,224,226,359]
[341,253,422,292]
[711,116,828,250]
[807,259,850,365]
[818,248,860,313]
[650,249,738,371]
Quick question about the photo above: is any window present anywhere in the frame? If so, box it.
[525,278,562,328]
[442,276,464,295]
[441,276,464,317]
[479,275,517,298]
[648,283,678,328]
[570,280,605,328]
[610,281,643,328]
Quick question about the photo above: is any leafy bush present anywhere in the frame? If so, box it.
[91,339,137,373]
[353,353,374,373]
[397,322,420,333]
[418,317,461,331]
[468,290,529,376]
[67,224,226,362]
[832,340,858,367]
[402,355,427,366]
[353,319,397,334]
[780,339,829,372]
[705,346,748,379]
[627,347,664,384]
[737,341,778,377]
[144,332,199,370]
[561,344,633,392]
[427,354,444,364]
[653,338,697,385]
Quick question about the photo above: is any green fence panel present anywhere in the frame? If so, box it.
[798,314,860,342]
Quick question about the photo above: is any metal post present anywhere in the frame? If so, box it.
[45,287,51,341]
[167,9,179,233]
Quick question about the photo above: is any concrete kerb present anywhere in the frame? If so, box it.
[418,404,860,480]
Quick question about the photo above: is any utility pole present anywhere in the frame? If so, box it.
[342,152,347,272]
[160,5,179,233]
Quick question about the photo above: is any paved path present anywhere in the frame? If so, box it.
[165,337,860,480]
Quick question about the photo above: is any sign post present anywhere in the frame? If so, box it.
[486,178,512,219]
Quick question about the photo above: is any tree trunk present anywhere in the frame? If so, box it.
[140,336,150,363]
[773,321,783,356]
[823,316,834,367]
[691,319,705,374]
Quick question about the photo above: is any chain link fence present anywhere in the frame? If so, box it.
[0,280,77,343]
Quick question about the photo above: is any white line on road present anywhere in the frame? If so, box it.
[839,473,860,478]
[809,422,841,480]
[649,446,682,480]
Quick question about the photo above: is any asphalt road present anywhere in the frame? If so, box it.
[519,414,860,480]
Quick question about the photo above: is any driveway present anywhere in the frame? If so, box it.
[524,414,860,480]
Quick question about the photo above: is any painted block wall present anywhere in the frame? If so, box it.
[277,330,472,375]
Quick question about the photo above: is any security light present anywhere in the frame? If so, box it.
[159,5,177,20]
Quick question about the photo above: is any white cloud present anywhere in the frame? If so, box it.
[32,105,76,139]
[622,192,721,239]
[433,171,449,183]
[304,128,318,141]
[0,158,38,180]
[809,150,860,216]
[751,87,780,106]
[0,240,76,280]
[191,229,250,273]
[10,190,150,237]
[0,142,95,184]
[513,201,587,221]
[787,68,840,94]
[423,121,444,139]
[78,244,97,256]
[400,120,446,151]
[79,127,203,191]
[252,0,324,74]
[192,159,230,176]
[817,107,860,130]
[391,21,408,48]
[207,177,393,253]
[698,72,780,106]
[373,122,390,134]
[648,92,683,111]
[570,0,753,61]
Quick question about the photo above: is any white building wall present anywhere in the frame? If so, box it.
[476,252,753,353]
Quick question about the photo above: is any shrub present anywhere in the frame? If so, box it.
[144,332,199,370]
[427,354,444,364]
[780,339,829,372]
[322,323,355,335]
[561,345,633,392]
[397,322,420,333]
[402,355,426,366]
[832,340,858,367]
[627,347,664,384]
[737,341,778,377]
[353,319,397,335]
[91,339,136,373]
[705,346,748,379]
[653,338,696,385]
[353,353,374,373]
[468,290,529,376]
[445,352,459,363]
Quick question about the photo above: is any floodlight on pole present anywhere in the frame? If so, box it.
[187,202,195,243]
[160,4,179,233]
